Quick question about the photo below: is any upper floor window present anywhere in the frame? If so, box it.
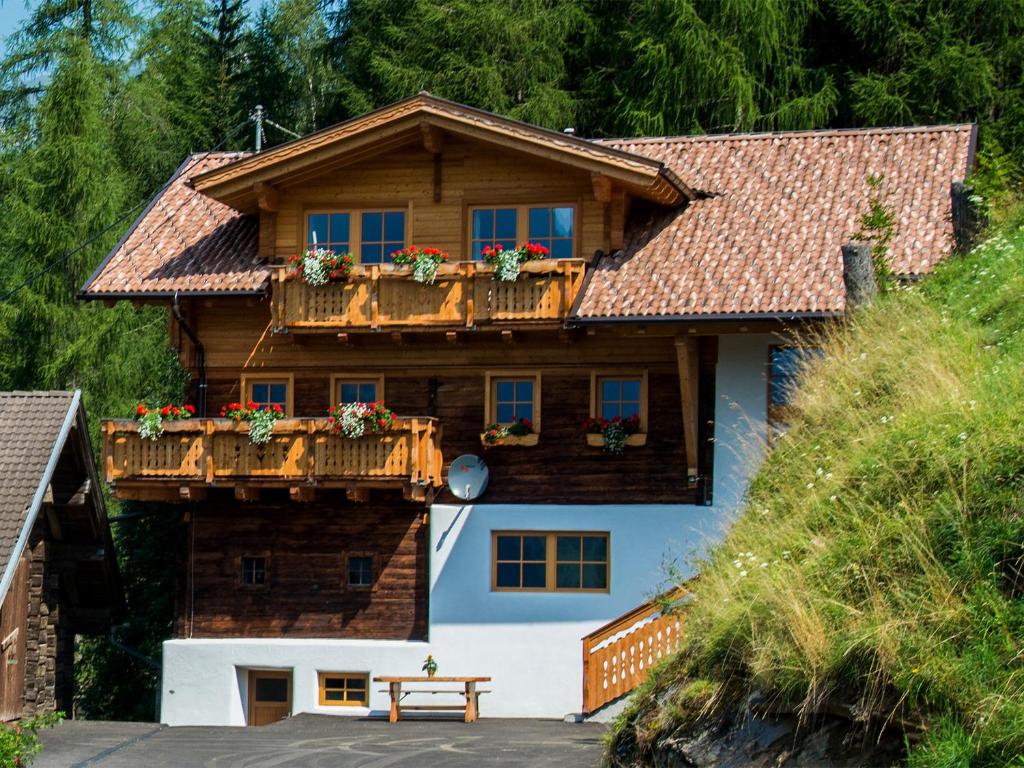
[346,555,374,588]
[307,213,350,253]
[331,375,383,405]
[471,208,517,260]
[360,211,405,264]
[528,206,574,259]
[242,374,293,414]
[590,371,648,432]
[241,555,267,587]
[492,532,609,592]
[768,346,822,430]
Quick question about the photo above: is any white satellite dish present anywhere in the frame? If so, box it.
[448,454,489,501]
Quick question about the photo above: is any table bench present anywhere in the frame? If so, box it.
[373,676,492,723]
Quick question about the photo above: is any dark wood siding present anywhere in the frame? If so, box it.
[181,498,427,639]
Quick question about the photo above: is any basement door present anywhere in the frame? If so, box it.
[247,670,292,726]
[0,557,29,721]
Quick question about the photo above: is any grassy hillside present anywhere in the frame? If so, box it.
[610,221,1024,767]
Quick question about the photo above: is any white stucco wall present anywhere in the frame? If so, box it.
[159,333,776,726]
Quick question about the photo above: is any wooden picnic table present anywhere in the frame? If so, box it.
[373,676,492,723]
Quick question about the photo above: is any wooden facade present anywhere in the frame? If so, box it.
[179,498,427,639]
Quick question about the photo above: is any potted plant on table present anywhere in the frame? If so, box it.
[422,655,438,678]
[581,414,645,454]
[480,417,537,447]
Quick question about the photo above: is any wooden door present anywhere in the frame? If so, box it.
[0,557,29,721]
[247,670,291,726]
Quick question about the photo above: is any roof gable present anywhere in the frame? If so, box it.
[191,94,692,211]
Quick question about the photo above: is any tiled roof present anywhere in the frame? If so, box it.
[0,392,75,578]
[575,124,976,318]
[81,153,268,297]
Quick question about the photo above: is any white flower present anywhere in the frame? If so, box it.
[739,570,748,577]
[958,432,968,442]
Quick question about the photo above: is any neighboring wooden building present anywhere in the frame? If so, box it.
[0,391,120,720]
[80,95,976,724]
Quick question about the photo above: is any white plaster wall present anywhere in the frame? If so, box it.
[160,333,776,725]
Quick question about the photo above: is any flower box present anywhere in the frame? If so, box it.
[585,433,647,448]
[480,432,539,448]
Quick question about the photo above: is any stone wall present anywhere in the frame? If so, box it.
[22,530,73,716]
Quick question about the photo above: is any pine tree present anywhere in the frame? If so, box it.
[202,0,249,144]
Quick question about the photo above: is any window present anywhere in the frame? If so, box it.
[318,672,369,707]
[590,371,648,431]
[470,207,517,260]
[492,532,610,592]
[528,206,574,259]
[307,212,351,253]
[331,375,384,405]
[485,372,541,429]
[242,374,293,414]
[360,211,405,264]
[346,555,374,588]
[768,346,823,430]
[241,555,267,587]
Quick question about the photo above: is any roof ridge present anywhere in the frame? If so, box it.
[0,390,75,398]
[596,123,975,145]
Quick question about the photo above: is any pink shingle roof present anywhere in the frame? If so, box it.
[575,124,975,318]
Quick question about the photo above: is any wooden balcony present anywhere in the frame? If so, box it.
[270,259,586,333]
[102,417,443,502]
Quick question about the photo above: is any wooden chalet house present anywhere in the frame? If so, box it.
[80,94,976,725]
[0,391,120,720]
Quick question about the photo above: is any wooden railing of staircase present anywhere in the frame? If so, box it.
[581,586,689,714]
[271,259,586,332]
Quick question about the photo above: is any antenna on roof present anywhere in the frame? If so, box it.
[252,105,264,153]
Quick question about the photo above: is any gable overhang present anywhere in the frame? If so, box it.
[191,94,693,212]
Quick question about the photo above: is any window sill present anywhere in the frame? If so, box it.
[480,433,539,448]
[585,433,647,448]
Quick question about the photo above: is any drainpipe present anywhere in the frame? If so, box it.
[172,291,207,416]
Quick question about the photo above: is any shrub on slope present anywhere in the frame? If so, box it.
[610,226,1024,767]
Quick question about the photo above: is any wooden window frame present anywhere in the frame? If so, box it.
[484,370,542,431]
[343,552,376,591]
[303,207,408,265]
[317,671,369,707]
[303,207,411,264]
[329,374,386,406]
[491,531,610,594]
[240,373,295,415]
[466,203,577,261]
[589,370,649,432]
[239,553,269,589]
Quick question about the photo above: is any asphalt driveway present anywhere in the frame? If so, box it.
[36,715,607,767]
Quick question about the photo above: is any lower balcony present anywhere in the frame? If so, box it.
[102,417,443,502]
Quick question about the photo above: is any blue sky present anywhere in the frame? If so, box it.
[0,0,31,49]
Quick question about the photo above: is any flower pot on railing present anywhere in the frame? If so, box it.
[585,433,647,448]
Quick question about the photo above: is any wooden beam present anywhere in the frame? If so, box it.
[253,181,279,212]
[445,331,458,344]
[346,487,370,503]
[501,330,514,345]
[234,486,260,502]
[179,486,207,501]
[675,336,700,483]
[591,172,613,203]
[45,508,62,541]
[290,486,316,502]
[433,152,443,203]
[420,123,444,154]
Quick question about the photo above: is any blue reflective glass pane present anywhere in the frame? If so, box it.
[582,536,607,561]
[515,381,533,401]
[496,535,520,561]
[513,402,533,421]
[496,381,515,401]
[522,535,546,561]
[361,212,382,240]
[552,207,573,237]
[602,379,620,402]
[330,213,350,244]
[601,402,620,420]
[358,383,377,402]
[308,214,328,247]
[473,209,494,240]
[556,564,580,589]
[472,242,485,260]
[496,563,520,588]
[496,403,515,423]
[362,244,382,264]
[497,238,517,251]
[495,209,517,239]
[269,383,287,404]
[582,564,607,589]
[252,383,269,403]
[384,212,405,242]
[341,383,357,403]
[522,563,546,588]
[621,401,640,418]
[621,380,641,402]
[557,535,581,561]
[528,207,550,238]
[551,239,572,259]
[383,242,404,262]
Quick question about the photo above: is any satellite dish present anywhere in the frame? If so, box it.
[448,454,489,501]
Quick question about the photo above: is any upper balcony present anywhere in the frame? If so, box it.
[102,417,443,503]
[270,259,586,334]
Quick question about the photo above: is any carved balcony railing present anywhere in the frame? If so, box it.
[102,417,443,502]
[270,259,586,333]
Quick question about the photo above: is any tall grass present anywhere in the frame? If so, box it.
[611,225,1024,767]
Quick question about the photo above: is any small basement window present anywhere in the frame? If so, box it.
[318,672,369,707]
[241,555,267,587]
